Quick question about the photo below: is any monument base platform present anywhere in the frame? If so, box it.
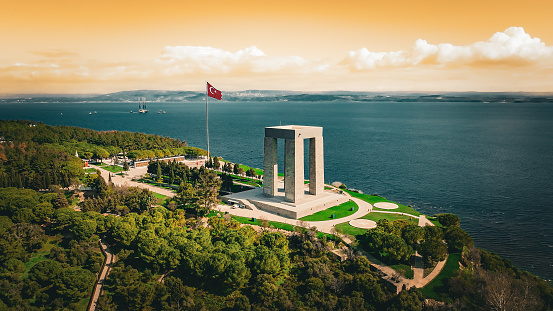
[224,187,349,219]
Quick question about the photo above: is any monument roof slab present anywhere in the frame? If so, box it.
[265,125,322,139]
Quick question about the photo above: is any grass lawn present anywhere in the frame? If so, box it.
[215,171,262,187]
[137,179,177,191]
[362,212,419,225]
[84,168,97,174]
[226,184,254,193]
[231,215,295,231]
[238,164,264,176]
[299,200,358,221]
[77,298,90,311]
[102,165,125,173]
[152,192,169,204]
[334,212,419,238]
[232,176,262,187]
[426,215,443,227]
[334,222,369,237]
[21,239,58,279]
[138,178,157,185]
[391,263,414,279]
[229,215,340,242]
[345,190,422,216]
[420,252,461,300]
[91,162,106,166]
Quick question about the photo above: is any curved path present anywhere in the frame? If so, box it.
[88,239,116,311]
[216,196,373,235]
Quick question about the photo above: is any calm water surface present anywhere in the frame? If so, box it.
[2,99,553,279]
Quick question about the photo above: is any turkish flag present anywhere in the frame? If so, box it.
[207,82,222,100]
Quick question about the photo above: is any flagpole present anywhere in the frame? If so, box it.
[205,83,210,164]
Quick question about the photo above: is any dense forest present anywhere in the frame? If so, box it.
[0,120,552,310]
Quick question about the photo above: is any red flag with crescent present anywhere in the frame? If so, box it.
[207,82,222,100]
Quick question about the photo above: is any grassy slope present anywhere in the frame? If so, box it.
[299,200,358,221]
[345,190,422,216]
[420,252,461,300]
[231,215,295,231]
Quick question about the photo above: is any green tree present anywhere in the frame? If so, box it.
[213,156,220,170]
[33,202,54,222]
[0,187,40,219]
[0,258,26,278]
[194,170,221,216]
[95,148,110,162]
[363,230,414,264]
[402,225,424,247]
[233,163,240,175]
[423,225,444,242]
[176,182,197,209]
[164,276,188,310]
[123,161,130,171]
[246,168,256,178]
[375,219,403,237]
[170,167,175,185]
[252,245,286,276]
[444,226,473,252]
[260,232,289,252]
[0,216,13,235]
[157,162,163,183]
[136,229,169,268]
[52,192,69,209]
[435,213,460,227]
[221,174,233,191]
[54,266,95,302]
[70,217,98,240]
[28,259,63,286]
[386,288,424,311]
[93,172,109,198]
[418,238,447,266]
[223,260,251,288]
[112,219,139,246]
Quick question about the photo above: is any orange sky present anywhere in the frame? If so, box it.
[2,0,553,94]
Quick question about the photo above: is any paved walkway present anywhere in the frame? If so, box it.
[95,166,176,197]
[88,239,116,311]
[217,196,373,234]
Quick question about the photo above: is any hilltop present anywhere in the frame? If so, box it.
[2,90,553,104]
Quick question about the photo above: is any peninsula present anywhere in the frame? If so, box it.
[0,120,551,311]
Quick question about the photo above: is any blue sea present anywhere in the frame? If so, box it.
[2,97,553,280]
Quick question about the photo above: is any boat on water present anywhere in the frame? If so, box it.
[89,112,92,115]
[157,110,166,114]
[137,96,148,113]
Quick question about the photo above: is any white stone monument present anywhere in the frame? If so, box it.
[263,125,324,203]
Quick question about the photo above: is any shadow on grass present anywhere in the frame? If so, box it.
[420,252,461,301]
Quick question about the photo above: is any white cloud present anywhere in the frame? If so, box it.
[2,28,553,93]
[155,45,325,74]
[342,27,553,70]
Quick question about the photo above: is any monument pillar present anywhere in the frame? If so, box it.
[285,138,304,203]
[309,136,324,196]
[263,137,278,197]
